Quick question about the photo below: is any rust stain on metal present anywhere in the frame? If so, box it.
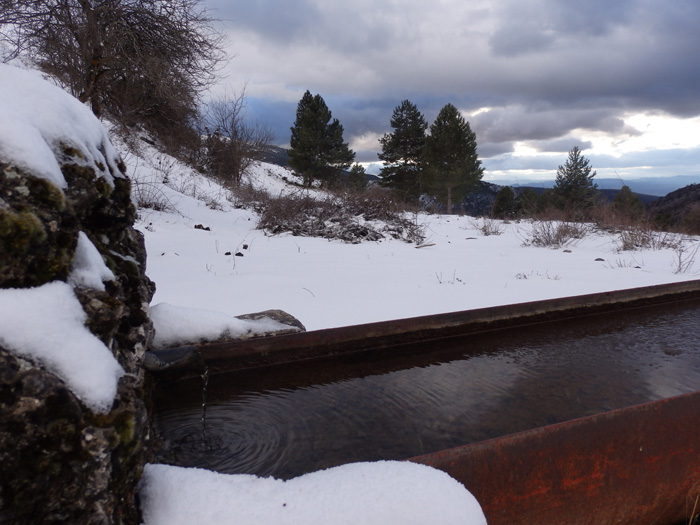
[409,391,700,525]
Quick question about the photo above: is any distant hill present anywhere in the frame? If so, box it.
[646,183,700,233]
[509,175,700,197]
[455,183,659,217]
[260,145,290,166]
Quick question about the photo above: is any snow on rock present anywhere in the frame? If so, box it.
[139,461,487,525]
[69,231,116,291]
[0,63,123,188]
[150,302,299,349]
[0,281,124,413]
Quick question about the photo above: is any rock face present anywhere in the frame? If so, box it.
[0,146,155,519]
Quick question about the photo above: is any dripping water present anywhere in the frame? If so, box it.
[201,365,210,449]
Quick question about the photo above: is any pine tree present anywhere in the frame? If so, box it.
[377,100,427,202]
[612,184,645,221]
[288,91,355,187]
[552,146,598,218]
[422,103,483,214]
[347,163,368,192]
[517,187,540,217]
[492,186,518,219]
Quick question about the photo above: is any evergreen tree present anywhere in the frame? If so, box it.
[288,90,355,187]
[517,187,540,217]
[347,163,368,192]
[422,103,483,214]
[612,184,645,221]
[377,100,427,202]
[492,186,518,219]
[537,188,557,214]
[552,146,598,217]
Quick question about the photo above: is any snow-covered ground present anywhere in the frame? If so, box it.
[139,461,486,525]
[127,141,700,333]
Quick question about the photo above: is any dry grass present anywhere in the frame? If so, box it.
[523,220,591,248]
[471,217,506,236]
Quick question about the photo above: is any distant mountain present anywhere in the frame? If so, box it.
[508,175,700,197]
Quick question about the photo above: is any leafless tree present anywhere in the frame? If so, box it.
[203,90,275,186]
[1,0,225,145]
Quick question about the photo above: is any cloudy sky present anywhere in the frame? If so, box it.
[204,0,700,183]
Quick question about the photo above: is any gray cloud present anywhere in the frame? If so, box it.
[489,0,636,57]
[529,138,594,154]
[208,0,700,177]
[470,106,638,145]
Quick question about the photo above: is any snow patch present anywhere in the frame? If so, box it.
[0,281,124,413]
[139,461,487,525]
[150,302,296,349]
[69,232,115,291]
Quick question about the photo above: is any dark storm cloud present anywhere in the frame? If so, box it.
[206,0,322,45]
[488,0,636,57]
[477,142,514,159]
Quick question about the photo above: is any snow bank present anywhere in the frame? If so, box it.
[139,461,487,525]
[0,281,124,412]
[0,63,123,188]
[150,302,296,349]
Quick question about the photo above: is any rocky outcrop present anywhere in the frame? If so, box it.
[0,116,155,522]
[234,309,306,336]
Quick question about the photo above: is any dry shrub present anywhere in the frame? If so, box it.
[616,227,682,252]
[256,188,424,244]
[228,182,272,210]
[525,220,590,248]
[132,179,176,213]
[681,203,700,235]
[591,204,643,232]
[533,206,568,222]
[471,217,505,236]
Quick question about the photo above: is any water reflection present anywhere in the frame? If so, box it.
[154,300,700,479]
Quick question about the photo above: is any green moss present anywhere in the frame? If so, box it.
[117,414,136,446]
[0,209,46,254]
[95,176,113,198]
[32,177,67,212]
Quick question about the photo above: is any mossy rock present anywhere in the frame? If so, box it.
[0,163,78,288]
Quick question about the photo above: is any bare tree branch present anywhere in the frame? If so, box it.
[1,0,226,146]
[202,89,275,186]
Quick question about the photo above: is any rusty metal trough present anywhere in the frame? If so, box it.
[410,390,700,525]
[148,280,700,524]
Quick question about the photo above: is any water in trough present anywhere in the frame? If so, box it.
[153,299,700,480]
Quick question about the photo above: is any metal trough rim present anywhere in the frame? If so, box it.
[147,279,700,378]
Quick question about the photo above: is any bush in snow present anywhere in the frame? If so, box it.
[257,188,425,244]
[524,220,590,248]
